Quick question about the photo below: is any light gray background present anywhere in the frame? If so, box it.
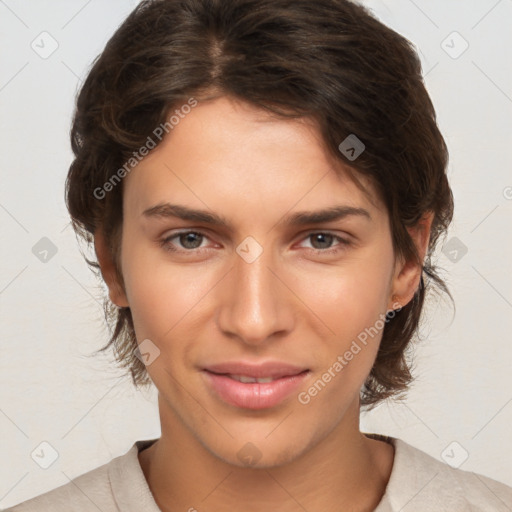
[1,0,511,508]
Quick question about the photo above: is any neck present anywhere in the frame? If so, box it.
[138,395,394,512]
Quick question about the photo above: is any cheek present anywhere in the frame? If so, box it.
[293,256,392,338]
[120,237,215,340]
[290,256,393,394]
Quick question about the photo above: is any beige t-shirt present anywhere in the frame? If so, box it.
[4,434,512,511]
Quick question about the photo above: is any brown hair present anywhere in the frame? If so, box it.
[65,0,454,408]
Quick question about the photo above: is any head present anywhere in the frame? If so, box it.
[65,0,453,465]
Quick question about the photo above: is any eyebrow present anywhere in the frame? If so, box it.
[142,203,372,227]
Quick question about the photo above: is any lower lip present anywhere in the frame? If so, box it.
[202,370,310,410]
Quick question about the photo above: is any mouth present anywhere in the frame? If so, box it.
[201,362,310,410]
[203,361,309,380]
[214,374,289,384]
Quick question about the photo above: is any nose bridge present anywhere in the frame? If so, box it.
[217,238,293,344]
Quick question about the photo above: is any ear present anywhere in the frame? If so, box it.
[388,211,434,310]
[94,228,129,308]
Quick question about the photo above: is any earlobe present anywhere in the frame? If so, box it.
[94,228,129,308]
[388,211,434,310]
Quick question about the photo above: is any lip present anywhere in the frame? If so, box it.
[202,361,310,410]
[203,361,308,379]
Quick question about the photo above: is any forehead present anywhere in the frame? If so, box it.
[123,96,386,220]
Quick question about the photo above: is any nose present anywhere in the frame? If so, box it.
[216,241,295,347]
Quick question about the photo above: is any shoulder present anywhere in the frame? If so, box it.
[375,435,512,512]
[2,439,158,512]
[3,461,113,512]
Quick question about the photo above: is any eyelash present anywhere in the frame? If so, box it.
[159,230,351,256]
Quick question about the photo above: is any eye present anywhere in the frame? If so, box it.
[159,230,351,256]
[159,230,211,253]
[298,232,351,254]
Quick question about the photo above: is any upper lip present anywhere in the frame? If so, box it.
[203,361,309,379]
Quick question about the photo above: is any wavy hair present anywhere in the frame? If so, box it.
[65,0,454,408]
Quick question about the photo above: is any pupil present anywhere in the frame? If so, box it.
[181,232,202,249]
[312,233,332,249]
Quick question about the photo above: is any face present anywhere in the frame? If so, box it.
[106,95,414,468]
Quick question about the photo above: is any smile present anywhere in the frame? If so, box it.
[202,369,310,410]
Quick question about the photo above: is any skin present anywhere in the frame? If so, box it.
[95,95,433,512]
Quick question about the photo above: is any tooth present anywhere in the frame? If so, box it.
[230,375,274,383]
[238,375,257,383]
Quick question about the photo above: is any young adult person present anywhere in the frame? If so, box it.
[6,0,512,510]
